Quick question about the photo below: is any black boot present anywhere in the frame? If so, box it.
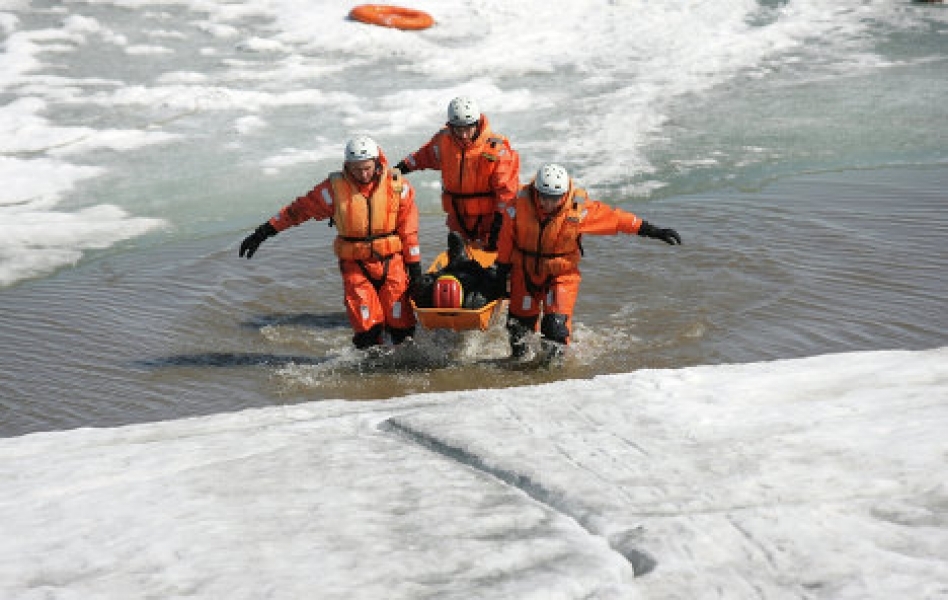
[352,324,384,349]
[388,325,415,345]
[506,316,537,359]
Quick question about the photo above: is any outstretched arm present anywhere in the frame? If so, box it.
[579,200,682,245]
[237,178,335,259]
[396,132,444,173]
[269,179,335,232]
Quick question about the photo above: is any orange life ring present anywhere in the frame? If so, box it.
[349,5,435,30]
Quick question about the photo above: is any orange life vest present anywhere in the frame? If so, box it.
[511,186,589,282]
[435,126,511,219]
[330,169,404,261]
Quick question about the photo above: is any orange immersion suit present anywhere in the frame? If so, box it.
[268,158,421,347]
[399,115,520,248]
[495,182,646,346]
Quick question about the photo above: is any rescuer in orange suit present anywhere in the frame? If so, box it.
[492,163,682,358]
[238,135,423,349]
[395,96,520,251]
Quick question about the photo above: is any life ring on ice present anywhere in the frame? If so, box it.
[349,5,435,30]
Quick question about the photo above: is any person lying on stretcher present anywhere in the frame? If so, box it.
[411,232,506,310]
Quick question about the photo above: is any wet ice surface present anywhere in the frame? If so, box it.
[2,348,947,599]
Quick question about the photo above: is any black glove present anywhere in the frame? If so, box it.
[637,221,682,245]
[394,160,411,174]
[407,261,423,284]
[406,262,425,301]
[239,222,277,259]
[484,211,504,252]
[489,262,511,299]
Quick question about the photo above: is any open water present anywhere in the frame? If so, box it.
[1,0,946,436]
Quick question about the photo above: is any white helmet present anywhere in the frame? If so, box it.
[344,135,379,162]
[447,96,480,126]
[535,163,570,196]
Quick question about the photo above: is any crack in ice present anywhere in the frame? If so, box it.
[379,416,656,577]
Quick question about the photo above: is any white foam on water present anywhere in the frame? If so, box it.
[0,95,170,285]
[258,0,906,183]
[2,204,166,286]
[0,0,937,286]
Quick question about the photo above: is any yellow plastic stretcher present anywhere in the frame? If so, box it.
[411,246,507,331]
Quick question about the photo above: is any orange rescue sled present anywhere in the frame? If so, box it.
[412,247,507,331]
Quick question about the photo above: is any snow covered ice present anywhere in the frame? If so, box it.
[3,0,948,596]
[2,348,947,599]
